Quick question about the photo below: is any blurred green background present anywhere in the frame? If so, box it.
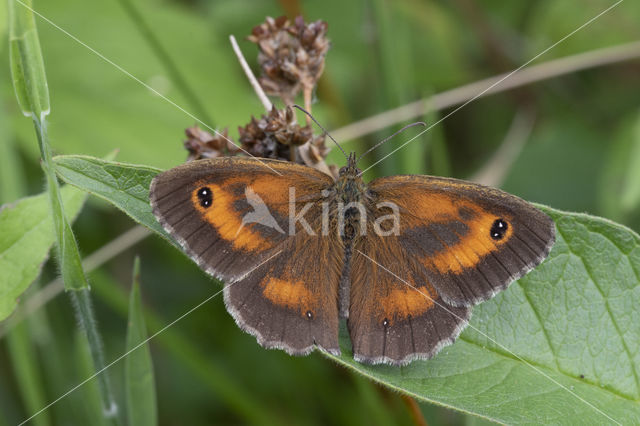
[1,0,640,424]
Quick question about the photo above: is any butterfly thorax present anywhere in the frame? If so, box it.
[335,152,368,205]
[330,153,371,247]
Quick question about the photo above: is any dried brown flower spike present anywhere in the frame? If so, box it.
[183,126,239,161]
[248,16,329,106]
[238,106,328,165]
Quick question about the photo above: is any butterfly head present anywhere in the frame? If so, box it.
[339,152,361,178]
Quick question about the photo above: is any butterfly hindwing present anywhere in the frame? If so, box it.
[150,157,343,355]
[225,222,344,355]
[348,229,471,365]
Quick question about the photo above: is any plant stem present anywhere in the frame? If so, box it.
[230,35,273,112]
[35,118,122,426]
[69,289,121,425]
[332,40,640,143]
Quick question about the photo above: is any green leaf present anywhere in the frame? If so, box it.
[53,155,172,244]
[8,0,50,119]
[47,156,640,423]
[125,257,158,426]
[0,185,87,322]
[328,207,640,424]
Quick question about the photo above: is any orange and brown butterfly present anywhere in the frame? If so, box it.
[149,151,555,365]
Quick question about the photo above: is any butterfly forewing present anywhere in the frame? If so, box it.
[367,175,556,308]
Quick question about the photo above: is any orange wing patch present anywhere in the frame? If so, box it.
[379,284,436,325]
[261,277,315,315]
[190,173,326,252]
[382,188,515,275]
[191,182,273,252]
[426,210,514,275]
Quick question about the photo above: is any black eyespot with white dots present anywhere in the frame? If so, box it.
[197,187,213,208]
[306,310,313,320]
[490,218,508,240]
[382,318,390,328]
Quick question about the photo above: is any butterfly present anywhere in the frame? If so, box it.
[149,152,555,365]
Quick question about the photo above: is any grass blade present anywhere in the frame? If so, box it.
[73,331,110,426]
[6,319,51,426]
[125,257,158,426]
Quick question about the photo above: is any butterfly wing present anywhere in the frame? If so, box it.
[348,230,471,365]
[150,157,344,355]
[347,175,555,365]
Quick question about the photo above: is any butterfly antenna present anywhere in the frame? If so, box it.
[292,104,349,160]
[356,122,427,163]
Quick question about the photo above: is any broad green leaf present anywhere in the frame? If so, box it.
[125,257,158,426]
[0,185,86,322]
[47,156,640,423]
[8,0,50,119]
[328,208,640,424]
[53,155,172,244]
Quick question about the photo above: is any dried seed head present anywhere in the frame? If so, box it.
[248,15,329,103]
[238,106,327,163]
[184,126,239,161]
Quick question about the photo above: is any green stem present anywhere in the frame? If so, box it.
[33,118,122,426]
[69,289,121,425]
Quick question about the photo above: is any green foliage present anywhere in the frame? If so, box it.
[8,0,50,119]
[0,186,86,321]
[53,155,171,243]
[9,0,87,291]
[599,111,640,221]
[74,331,110,426]
[6,319,51,426]
[125,258,158,426]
